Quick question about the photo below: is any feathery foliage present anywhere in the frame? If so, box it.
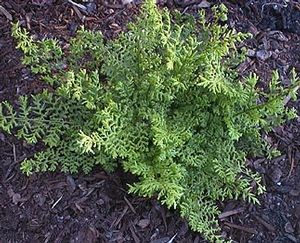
[1,1,299,241]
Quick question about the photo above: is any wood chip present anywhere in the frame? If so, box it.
[122,0,134,5]
[12,143,17,163]
[72,5,85,22]
[124,196,137,214]
[51,195,63,209]
[137,219,150,229]
[288,146,296,177]
[111,205,128,228]
[219,207,245,219]
[129,224,140,243]
[0,5,12,21]
[224,222,257,234]
[104,2,124,9]
[167,233,177,243]
[75,202,85,213]
[68,0,87,11]
[254,215,276,232]
[198,0,211,8]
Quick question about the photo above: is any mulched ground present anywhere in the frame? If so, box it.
[1,0,300,242]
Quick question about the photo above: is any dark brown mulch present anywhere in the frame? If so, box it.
[1,1,300,243]
[217,2,300,242]
[0,1,201,243]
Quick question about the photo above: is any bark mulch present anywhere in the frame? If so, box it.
[0,0,300,242]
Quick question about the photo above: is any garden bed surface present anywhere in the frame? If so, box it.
[0,0,300,242]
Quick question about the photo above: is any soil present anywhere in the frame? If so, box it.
[0,0,300,242]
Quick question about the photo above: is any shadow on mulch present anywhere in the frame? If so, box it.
[1,0,300,242]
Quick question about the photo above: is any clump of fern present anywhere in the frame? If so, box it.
[1,1,299,241]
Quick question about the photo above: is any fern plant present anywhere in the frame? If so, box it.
[1,1,299,241]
